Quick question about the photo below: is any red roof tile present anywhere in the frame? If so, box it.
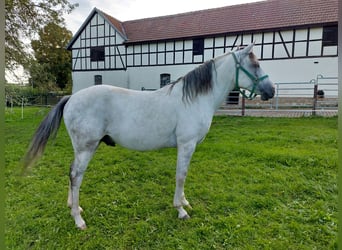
[118,0,337,43]
[99,10,127,38]
[68,0,338,49]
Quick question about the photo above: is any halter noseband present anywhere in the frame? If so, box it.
[232,52,269,100]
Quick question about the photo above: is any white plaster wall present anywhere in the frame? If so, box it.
[72,56,337,96]
[262,57,338,97]
[125,56,338,91]
[126,65,196,90]
[262,57,338,83]
[72,70,128,93]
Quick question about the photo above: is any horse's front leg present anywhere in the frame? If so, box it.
[174,141,196,219]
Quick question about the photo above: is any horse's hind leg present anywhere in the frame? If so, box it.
[69,145,97,230]
[67,162,83,213]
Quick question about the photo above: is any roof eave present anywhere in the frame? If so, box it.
[66,7,98,50]
[97,9,128,40]
[66,7,128,50]
[123,21,338,45]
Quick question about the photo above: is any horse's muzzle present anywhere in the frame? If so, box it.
[259,81,275,101]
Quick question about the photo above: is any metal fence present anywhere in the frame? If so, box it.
[6,76,338,118]
[5,93,65,119]
[218,75,338,116]
[6,93,65,108]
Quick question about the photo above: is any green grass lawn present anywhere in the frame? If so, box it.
[5,107,338,249]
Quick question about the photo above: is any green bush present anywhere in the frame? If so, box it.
[5,84,67,106]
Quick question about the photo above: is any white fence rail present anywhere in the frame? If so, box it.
[219,75,338,116]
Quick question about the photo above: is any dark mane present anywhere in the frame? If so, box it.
[169,60,215,102]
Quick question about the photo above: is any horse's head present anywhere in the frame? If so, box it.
[233,44,275,101]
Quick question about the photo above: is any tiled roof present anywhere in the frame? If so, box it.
[67,0,338,49]
[119,0,338,43]
[99,9,127,39]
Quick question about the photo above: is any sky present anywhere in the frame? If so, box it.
[64,0,263,35]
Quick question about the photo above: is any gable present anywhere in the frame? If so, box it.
[66,8,127,50]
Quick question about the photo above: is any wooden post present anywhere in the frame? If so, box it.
[21,97,24,119]
[312,84,318,116]
[241,91,246,116]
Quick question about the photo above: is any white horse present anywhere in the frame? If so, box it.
[23,44,274,229]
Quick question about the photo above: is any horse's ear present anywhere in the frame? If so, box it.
[241,43,254,56]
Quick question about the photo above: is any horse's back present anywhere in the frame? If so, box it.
[63,85,179,150]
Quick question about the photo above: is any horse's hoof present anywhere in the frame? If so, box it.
[180,214,190,220]
[78,223,87,230]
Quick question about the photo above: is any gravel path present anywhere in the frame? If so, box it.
[216,109,338,117]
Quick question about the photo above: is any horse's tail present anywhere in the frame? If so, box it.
[23,96,71,169]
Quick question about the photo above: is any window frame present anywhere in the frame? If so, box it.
[90,46,105,61]
[322,26,338,47]
[193,38,204,56]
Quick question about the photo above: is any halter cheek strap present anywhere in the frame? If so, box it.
[232,52,269,100]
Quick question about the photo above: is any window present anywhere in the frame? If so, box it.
[94,75,102,85]
[322,26,338,46]
[193,38,204,56]
[160,73,171,88]
[90,46,105,61]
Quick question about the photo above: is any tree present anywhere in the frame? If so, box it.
[28,61,59,91]
[31,23,73,90]
[5,0,77,72]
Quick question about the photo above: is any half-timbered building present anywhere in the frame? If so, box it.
[66,0,338,93]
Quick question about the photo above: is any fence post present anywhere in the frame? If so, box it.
[10,96,13,113]
[275,83,279,110]
[312,84,318,116]
[21,97,24,119]
[241,91,246,116]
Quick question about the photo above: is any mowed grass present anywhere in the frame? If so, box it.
[5,107,337,249]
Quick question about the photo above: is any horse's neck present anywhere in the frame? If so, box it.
[210,54,236,110]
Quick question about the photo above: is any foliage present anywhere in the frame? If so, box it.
[28,61,60,92]
[31,22,73,90]
[5,84,66,106]
[5,0,77,71]
[5,108,337,249]
[6,84,37,106]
